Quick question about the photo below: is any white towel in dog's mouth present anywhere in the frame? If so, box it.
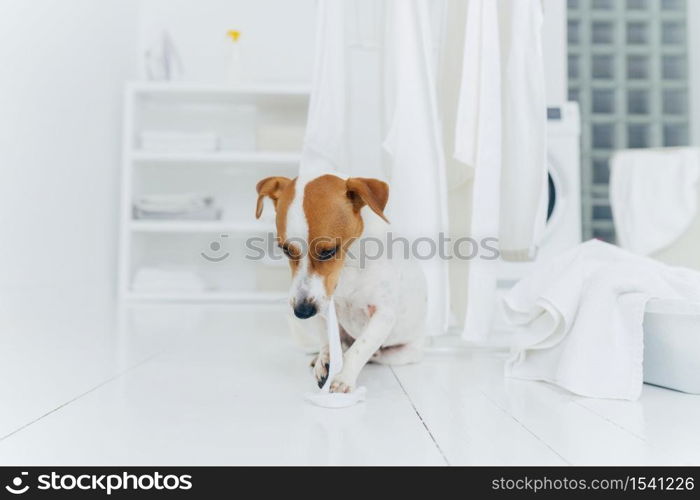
[304,299,367,408]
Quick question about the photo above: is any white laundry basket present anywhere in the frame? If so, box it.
[643,299,700,394]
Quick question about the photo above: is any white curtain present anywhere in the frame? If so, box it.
[300,0,347,175]
[302,0,450,335]
[302,0,547,339]
[382,0,450,336]
[456,0,548,341]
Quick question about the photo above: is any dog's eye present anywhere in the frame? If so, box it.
[279,245,298,260]
[317,246,338,261]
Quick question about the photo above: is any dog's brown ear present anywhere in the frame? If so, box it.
[346,177,389,223]
[256,176,292,219]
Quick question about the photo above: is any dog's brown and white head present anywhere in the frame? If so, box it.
[256,174,388,319]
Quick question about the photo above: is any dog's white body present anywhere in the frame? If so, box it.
[258,172,427,392]
[297,207,427,391]
[335,210,427,349]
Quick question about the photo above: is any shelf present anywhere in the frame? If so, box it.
[127,82,310,108]
[130,220,274,234]
[125,290,287,303]
[128,81,311,96]
[131,150,301,165]
[120,80,302,304]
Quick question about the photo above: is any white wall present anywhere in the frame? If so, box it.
[0,0,315,301]
[0,0,567,301]
[138,0,316,83]
[0,0,140,295]
[136,0,564,95]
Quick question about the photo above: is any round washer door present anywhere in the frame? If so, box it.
[543,155,567,242]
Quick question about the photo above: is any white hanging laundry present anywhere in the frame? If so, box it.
[382,0,450,336]
[610,147,700,256]
[457,0,548,341]
[497,0,548,260]
[300,0,347,175]
[453,0,501,171]
[455,0,502,342]
[300,1,364,406]
[297,0,449,339]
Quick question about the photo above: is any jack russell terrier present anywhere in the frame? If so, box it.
[256,173,427,393]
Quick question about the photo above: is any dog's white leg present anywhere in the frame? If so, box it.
[330,309,396,393]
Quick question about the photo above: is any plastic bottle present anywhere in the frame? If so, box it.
[225,30,242,84]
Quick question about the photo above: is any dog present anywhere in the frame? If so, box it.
[256,173,427,393]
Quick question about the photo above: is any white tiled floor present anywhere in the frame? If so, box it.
[1,290,699,465]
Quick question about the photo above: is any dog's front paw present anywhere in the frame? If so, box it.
[329,373,356,394]
[311,346,330,388]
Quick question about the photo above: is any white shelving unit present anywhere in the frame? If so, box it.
[129,220,272,234]
[131,151,301,165]
[119,82,308,302]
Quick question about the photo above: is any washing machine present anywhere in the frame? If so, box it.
[495,102,582,287]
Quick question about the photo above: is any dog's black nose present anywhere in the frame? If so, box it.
[293,300,317,319]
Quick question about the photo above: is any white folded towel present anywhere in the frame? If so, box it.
[610,147,700,255]
[132,267,206,293]
[134,193,213,214]
[133,193,221,221]
[140,131,219,152]
[503,240,700,400]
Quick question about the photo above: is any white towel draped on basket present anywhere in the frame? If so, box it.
[610,147,700,256]
[503,240,700,400]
